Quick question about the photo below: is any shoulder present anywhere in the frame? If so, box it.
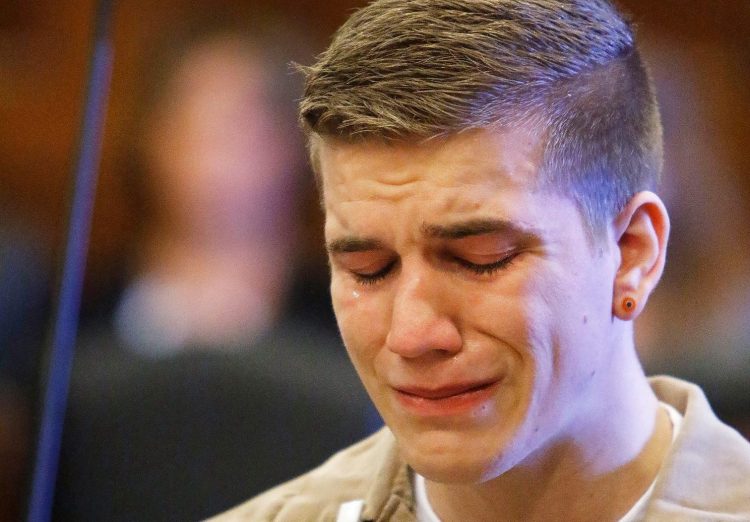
[207,428,399,522]
[648,376,750,518]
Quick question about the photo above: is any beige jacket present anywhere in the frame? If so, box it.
[209,376,750,521]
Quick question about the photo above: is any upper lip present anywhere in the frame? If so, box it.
[394,380,497,400]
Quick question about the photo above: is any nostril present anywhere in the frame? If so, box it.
[385,314,462,358]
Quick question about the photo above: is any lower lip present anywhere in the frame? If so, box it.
[394,382,499,417]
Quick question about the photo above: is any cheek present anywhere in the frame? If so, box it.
[331,277,390,356]
[466,272,549,358]
[529,268,608,400]
[471,270,568,398]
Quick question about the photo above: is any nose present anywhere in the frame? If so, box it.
[384,265,462,358]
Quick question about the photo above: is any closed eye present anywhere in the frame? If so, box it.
[351,259,397,285]
[452,252,520,276]
[330,247,397,286]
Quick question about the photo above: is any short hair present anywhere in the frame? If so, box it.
[299,0,663,236]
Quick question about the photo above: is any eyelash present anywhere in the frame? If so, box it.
[351,253,519,285]
[453,252,519,275]
[352,260,396,285]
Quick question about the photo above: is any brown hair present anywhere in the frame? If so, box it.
[299,0,663,234]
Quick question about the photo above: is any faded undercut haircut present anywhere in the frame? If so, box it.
[298,0,663,236]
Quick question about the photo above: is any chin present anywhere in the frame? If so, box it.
[408,453,483,484]
[398,427,519,484]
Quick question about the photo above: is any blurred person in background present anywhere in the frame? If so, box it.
[50,16,378,522]
[113,26,301,355]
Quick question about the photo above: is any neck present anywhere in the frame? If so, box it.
[426,344,673,522]
[133,235,289,346]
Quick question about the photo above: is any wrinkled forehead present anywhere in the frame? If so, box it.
[310,126,548,197]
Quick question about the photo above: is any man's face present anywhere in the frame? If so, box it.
[320,128,619,483]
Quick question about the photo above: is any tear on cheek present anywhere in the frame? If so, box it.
[332,286,364,309]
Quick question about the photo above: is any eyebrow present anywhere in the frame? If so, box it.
[421,218,537,240]
[327,218,538,254]
[327,237,386,254]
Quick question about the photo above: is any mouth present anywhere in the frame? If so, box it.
[396,381,496,399]
[393,380,500,416]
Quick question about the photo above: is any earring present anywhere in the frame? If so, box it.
[622,296,636,313]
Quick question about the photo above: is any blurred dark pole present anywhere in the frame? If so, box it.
[25,1,116,521]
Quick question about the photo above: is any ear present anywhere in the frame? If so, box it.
[611,191,670,320]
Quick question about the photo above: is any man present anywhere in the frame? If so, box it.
[211,1,750,520]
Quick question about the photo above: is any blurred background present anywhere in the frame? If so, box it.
[0,0,748,520]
